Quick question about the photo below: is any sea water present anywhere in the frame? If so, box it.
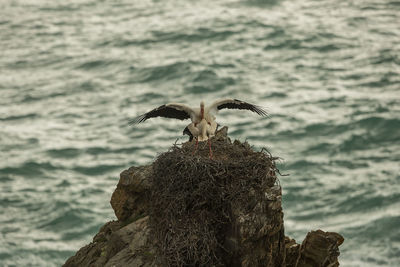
[0,0,399,266]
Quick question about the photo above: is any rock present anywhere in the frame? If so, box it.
[226,185,285,267]
[284,230,344,267]
[110,165,152,221]
[296,230,344,267]
[64,217,157,267]
[64,221,122,267]
[64,127,344,266]
[284,236,301,267]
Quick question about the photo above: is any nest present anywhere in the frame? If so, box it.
[149,134,278,266]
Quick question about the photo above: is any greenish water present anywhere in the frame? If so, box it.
[1,0,399,266]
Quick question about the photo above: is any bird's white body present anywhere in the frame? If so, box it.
[187,118,218,141]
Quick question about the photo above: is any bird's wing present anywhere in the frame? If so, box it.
[166,103,197,119]
[208,98,268,116]
[129,103,195,124]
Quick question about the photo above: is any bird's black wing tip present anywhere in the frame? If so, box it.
[252,104,269,117]
[128,115,146,125]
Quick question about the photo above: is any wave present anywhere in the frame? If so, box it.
[127,61,194,83]
[46,148,81,159]
[126,61,237,91]
[185,70,235,93]
[283,116,400,138]
[72,164,123,176]
[0,113,38,121]
[38,208,89,231]
[0,161,60,177]
[336,191,400,215]
[106,28,240,47]
[75,59,121,70]
[264,38,354,52]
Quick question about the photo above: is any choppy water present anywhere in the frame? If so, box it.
[1,0,399,266]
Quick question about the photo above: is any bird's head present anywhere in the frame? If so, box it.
[200,101,205,119]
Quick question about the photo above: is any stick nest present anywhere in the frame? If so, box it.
[149,134,278,266]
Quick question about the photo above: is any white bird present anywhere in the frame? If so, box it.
[130,99,268,157]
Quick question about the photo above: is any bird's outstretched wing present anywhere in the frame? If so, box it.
[208,98,268,116]
[129,103,194,124]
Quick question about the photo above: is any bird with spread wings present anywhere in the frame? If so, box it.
[130,99,268,158]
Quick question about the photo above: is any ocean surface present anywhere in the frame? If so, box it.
[1,0,399,266]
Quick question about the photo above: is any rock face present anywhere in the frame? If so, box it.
[64,128,344,267]
[284,231,344,267]
[110,165,152,222]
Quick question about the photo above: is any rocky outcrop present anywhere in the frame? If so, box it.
[110,165,152,222]
[63,216,156,267]
[64,128,344,267]
[285,231,344,267]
